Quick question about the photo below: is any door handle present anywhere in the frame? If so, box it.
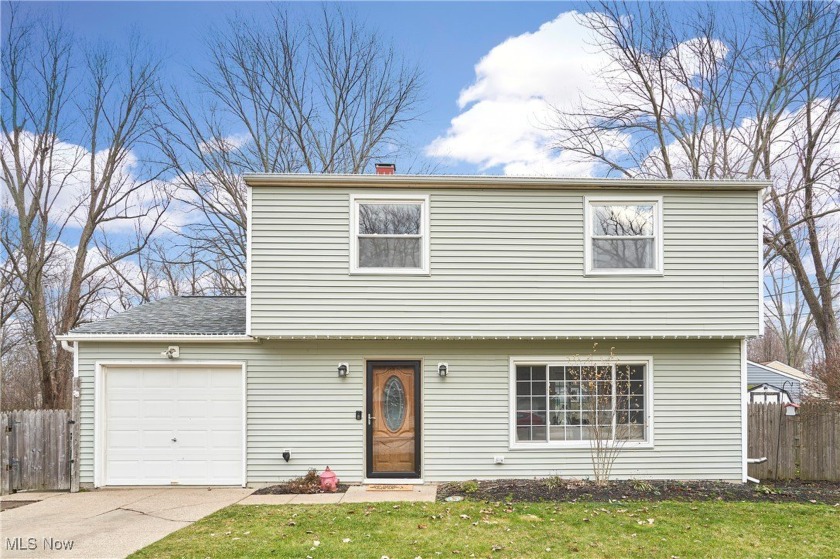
[367,414,375,425]
[171,437,177,443]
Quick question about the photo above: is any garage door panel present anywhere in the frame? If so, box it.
[176,430,210,449]
[144,400,177,419]
[176,373,210,388]
[211,371,243,387]
[210,460,243,482]
[176,400,212,418]
[106,430,141,448]
[108,459,172,484]
[208,430,243,449]
[140,429,177,449]
[104,366,243,486]
[107,373,141,389]
[174,460,210,481]
[107,399,141,417]
[204,404,242,420]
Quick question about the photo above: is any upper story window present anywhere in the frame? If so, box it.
[585,196,663,275]
[351,195,429,274]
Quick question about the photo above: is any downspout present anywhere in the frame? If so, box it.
[60,339,81,492]
[60,340,78,377]
[60,339,76,354]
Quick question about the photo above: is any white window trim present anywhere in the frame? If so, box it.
[508,355,655,450]
[584,195,664,276]
[349,193,430,275]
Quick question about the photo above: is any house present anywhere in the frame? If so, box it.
[57,172,765,488]
[747,360,810,403]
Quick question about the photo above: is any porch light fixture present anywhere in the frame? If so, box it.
[337,363,349,377]
[438,362,448,377]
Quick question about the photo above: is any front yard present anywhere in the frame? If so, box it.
[131,500,838,558]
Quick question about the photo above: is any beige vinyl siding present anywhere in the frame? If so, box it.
[77,338,743,484]
[249,187,760,338]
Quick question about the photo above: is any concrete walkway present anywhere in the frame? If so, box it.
[239,484,437,505]
[0,487,252,559]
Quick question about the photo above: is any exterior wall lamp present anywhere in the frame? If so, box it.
[337,363,349,377]
[438,362,448,377]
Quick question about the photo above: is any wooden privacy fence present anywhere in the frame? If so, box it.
[748,402,840,481]
[1,409,75,495]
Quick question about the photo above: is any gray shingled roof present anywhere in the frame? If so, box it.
[68,296,246,336]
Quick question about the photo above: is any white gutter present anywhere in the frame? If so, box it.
[247,333,751,340]
[55,334,257,343]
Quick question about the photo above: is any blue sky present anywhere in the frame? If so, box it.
[10,1,595,175]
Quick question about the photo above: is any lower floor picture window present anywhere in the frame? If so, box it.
[515,362,647,444]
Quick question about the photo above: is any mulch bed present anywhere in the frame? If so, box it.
[437,479,840,505]
[1,500,38,511]
[253,483,349,495]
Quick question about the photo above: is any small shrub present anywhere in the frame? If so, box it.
[544,475,566,491]
[286,469,322,494]
[754,484,779,495]
[460,480,479,494]
[632,480,654,492]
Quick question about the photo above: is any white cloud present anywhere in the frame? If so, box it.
[426,11,618,176]
[198,133,251,155]
[1,130,173,234]
[426,11,729,177]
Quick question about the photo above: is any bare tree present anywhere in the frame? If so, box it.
[548,0,840,359]
[1,6,167,408]
[154,5,422,293]
[748,328,788,365]
[757,258,816,368]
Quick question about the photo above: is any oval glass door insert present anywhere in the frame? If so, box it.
[383,375,407,431]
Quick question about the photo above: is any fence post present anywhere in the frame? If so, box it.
[794,413,802,478]
[70,376,81,492]
[1,412,11,495]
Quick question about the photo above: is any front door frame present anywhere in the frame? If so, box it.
[365,360,422,479]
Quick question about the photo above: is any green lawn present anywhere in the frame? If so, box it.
[131,501,838,559]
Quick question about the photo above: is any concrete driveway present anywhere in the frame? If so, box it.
[1,487,253,559]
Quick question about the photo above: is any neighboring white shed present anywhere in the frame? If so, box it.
[747,382,794,404]
[746,361,811,403]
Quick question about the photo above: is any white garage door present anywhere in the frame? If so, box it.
[104,365,244,486]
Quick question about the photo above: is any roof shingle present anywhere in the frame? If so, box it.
[68,296,246,336]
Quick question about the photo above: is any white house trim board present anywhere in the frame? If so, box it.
[758,188,765,335]
[246,183,253,336]
[507,355,655,451]
[93,361,247,488]
[583,195,664,277]
[740,339,748,483]
[349,193,431,276]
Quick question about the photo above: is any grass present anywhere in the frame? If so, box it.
[130,500,839,559]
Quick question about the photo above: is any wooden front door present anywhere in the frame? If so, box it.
[366,361,421,478]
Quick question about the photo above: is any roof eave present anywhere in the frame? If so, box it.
[244,173,769,191]
[56,334,256,343]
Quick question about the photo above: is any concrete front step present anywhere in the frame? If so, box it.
[239,484,437,505]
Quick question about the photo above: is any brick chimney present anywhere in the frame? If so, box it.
[375,163,396,175]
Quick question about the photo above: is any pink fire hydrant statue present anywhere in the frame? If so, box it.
[319,466,339,492]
